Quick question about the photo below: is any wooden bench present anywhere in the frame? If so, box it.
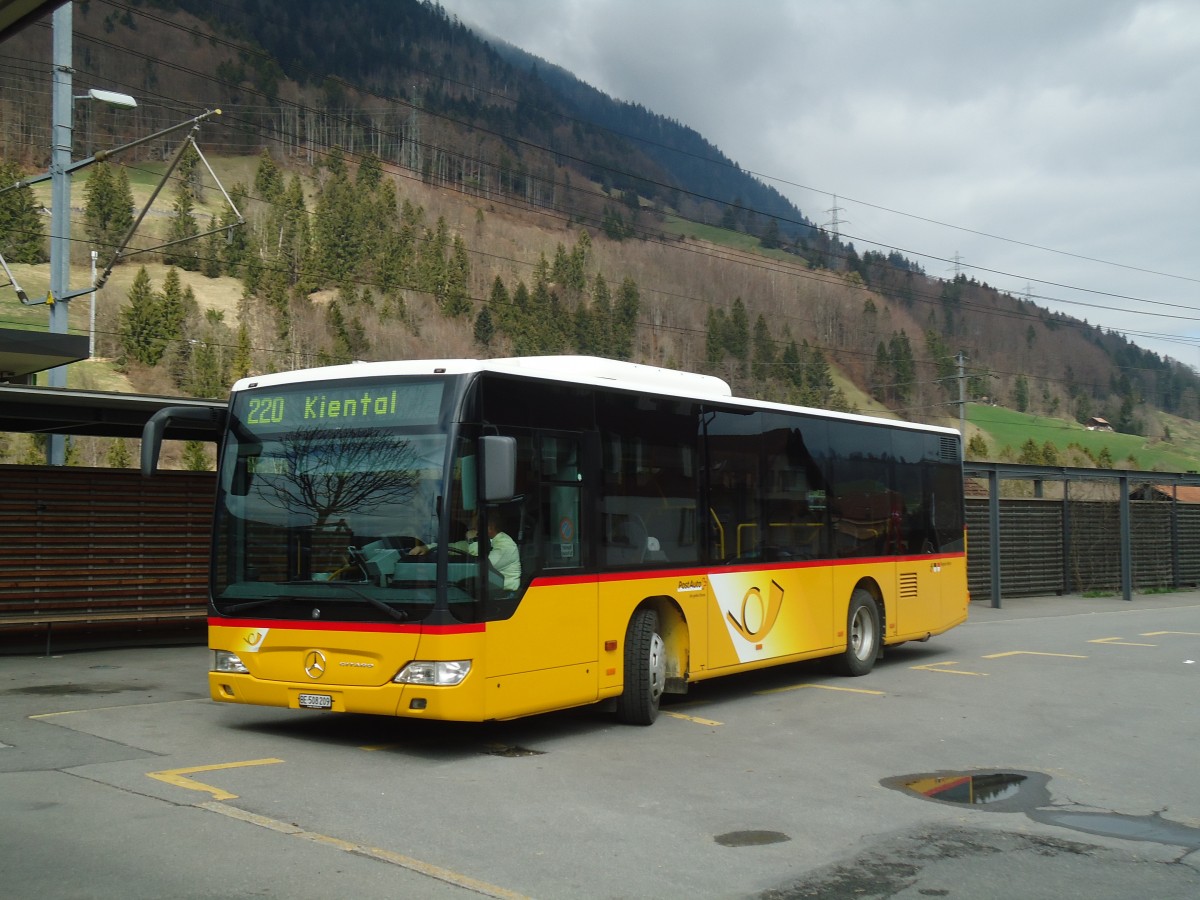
[0,607,206,655]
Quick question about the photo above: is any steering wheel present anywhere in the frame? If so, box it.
[346,545,369,574]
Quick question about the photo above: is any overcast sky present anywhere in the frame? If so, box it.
[438,0,1200,366]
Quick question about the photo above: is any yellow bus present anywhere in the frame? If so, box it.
[144,356,967,725]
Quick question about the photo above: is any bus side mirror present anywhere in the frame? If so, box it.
[141,405,226,475]
[481,435,517,502]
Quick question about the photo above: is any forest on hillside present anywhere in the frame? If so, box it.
[2,0,1199,472]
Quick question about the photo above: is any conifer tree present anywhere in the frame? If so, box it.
[164,146,201,271]
[871,341,892,403]
[83,161,133,259]
[0,161,45,263]
[202,217,223,278]
[888,330,916,404]
[230,320,253,382]
[313,149,360,284]
[566,231,590,294]
[106,438,132,469]
[183,440,211,471]
[613,277,640,360]
[253,149,284,203]
[443,234,472,318]
[574,302,598,355]
[487,275,511,332]
[705,308,727,369]
[781,339,803,391]
[221,183,250,276]
[725,298,750,374]
[418,217,450,300]
[591,274,613,356]
[804,343,835,404]
[280,176,312,290]
[473,305,495,348]
[119,267,163,365]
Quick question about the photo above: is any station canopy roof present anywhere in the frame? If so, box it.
[0,382,226,441]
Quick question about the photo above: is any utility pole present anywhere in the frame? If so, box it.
[823,194,847,271]
[46,2,73,465]
[956,350,967,456]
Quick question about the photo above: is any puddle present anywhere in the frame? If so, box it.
[1031,810,1200,850]
[903,772,1027,806]
[715,830,791,847]
[884,770,1047,811]
[886,769,1200,849]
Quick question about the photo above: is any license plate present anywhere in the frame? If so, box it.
[298,693,333,709]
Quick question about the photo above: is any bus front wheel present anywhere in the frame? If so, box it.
[617,608,665,725]
[838,589,880,677]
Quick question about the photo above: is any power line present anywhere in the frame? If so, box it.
[6,4,1198,417]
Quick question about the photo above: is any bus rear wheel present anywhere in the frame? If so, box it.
[837,589,880,677]
[617,608,665,725]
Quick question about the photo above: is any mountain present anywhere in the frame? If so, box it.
[2,0,1198,470]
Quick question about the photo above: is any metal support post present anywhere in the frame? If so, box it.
[1119,475,1132,601]
[46,2,73,464]
[988,468,1001,608]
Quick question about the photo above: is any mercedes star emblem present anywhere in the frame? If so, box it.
[304,649,327,680]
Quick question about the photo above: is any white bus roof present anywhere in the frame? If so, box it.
[232,355,959,437]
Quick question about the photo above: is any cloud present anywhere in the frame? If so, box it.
[442,0,1200,363]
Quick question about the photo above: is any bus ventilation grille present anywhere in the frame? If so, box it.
[940,436,959,460]
[899,572,919,599]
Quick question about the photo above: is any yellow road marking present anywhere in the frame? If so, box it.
[1089,637,1157,647]
[358,744,399,752]
[911,661,987,676]
[983,651,1088,659]
[30,698,209,719]
[663,711,724,726]
[1142,631,1200,637]
[756,683,884,696]
[147,758,284,801]
[199,801,532,899]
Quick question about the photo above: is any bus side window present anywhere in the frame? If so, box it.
[539,433,583,570]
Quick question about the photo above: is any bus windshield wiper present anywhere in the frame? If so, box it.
[319,582,409,621]
[221,595,302,614]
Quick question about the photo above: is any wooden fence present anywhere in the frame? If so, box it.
[0,466,214,650]
[4,464,1198,650]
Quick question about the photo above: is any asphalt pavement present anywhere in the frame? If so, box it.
[2,590,1198,899]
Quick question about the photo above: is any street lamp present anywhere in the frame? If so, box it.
[82,88,137,109]
[74,88,138,157]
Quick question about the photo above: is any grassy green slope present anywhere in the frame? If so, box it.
[969,403,1200,471]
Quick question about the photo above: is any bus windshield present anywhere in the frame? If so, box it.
[211,378,482,623]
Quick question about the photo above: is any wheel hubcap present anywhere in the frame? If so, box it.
[648,632,665,702]
[851,607,874,660]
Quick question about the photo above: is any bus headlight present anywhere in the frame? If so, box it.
[213,650,250,674]
[393,660,471,686]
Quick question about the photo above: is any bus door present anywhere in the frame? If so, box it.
[891,432,942,635]
[484,431,598,719]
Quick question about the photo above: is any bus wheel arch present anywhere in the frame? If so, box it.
[616,598,687,725]
[837,581,883,677]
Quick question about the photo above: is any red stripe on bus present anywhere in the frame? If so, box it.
[526,551,967,586]
[208,617,484,635]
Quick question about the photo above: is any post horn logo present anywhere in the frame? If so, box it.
[726,580,785,643]
[304,650,327,680]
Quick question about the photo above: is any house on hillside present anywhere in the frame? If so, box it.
[1086,417,1113,432]
[1131,484,1200,503]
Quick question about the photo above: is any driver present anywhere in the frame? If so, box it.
[409,512,522,592]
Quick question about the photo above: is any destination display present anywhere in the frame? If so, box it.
[237,381,445,431]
